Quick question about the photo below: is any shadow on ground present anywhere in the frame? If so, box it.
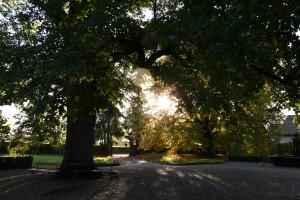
[0,161,300,200]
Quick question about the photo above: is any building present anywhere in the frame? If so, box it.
[279,115,299,144]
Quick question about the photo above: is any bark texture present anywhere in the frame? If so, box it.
[59,82,97,177]
[59,110,96,177]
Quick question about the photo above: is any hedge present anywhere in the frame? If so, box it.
[271,156,300,167]
[0,156,33,169]
[228,155,269,162]
[26,144,64,154]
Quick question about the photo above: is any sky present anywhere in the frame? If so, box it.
[126,68,178,116]
[0,105,20,127]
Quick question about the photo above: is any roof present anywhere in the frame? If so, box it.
[282,115,299,136]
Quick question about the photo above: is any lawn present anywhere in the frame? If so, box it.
[31,154,63,165]
[1,154,114,166]
[134,152,226,165]
[31,154,113,165]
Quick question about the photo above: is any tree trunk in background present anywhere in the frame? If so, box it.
[203,117,215,155]
[129,133,139,156]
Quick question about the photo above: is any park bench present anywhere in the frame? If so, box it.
[69,162,116,172]
[27,161,118,177]
[27,162,59,174]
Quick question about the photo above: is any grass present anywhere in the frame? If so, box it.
[31,154,63,165]
[31,154,113,165]
[1,154,113,165]
[1,152,225,166]
[134,152,226,165]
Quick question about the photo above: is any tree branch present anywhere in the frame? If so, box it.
[145,48,172,67]
[249,64,284,84]
[110,39,145,64]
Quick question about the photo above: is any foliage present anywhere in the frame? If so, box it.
[126,91,145,137]
[124,90,145,154]
[278,143,294,156]
[3,107,66,155]
[216,87,283,155]
[94,106,124,155]
[139,113,198,153]
[0,111,10,145]
[15,108,66,151]
[2,1,297,119]
[0,0,139,170]
[8,140,29,156]
[0,0,298,169]
[137,82,283,155]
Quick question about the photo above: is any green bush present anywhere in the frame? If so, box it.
[27,144,64,154]
[277,143,293,155]
[8,142,30,156]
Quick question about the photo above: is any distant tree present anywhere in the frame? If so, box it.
[140,113,197,153]
[95,105,123,156]
[125,91,145,155]
[0,111,10,148]
[14,105,66,153]
[217,87,283,155]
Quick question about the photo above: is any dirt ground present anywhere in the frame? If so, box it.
[0,159,300,200]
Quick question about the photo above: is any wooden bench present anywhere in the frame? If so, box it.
[28,162,59,174]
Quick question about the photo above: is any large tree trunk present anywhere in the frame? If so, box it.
[59,81,98,177]
[59,108,96,177]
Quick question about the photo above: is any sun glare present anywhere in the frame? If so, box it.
[144,90,178,116]
[132,68,179,116]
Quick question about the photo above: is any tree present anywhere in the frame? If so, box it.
[0,0,171,175]
[141,0,299,112]
[0,111,10,151]
[139,112,198,153]
[180,1,300,112]
[14,105,66,153]
[216,87,283,155]
[1,0,298,176]
[0,1,138,175]
[150,49,284,155]
[145,0,299,154]
[94,106,123,156]
[125,91,145,155]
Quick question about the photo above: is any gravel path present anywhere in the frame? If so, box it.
[0,158,300,200]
